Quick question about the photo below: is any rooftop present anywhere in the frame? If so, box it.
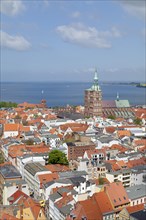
[0,164,21,179]
[126,184,146,200]
[24,162,48,176]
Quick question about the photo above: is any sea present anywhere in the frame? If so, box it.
[1,82,146,107]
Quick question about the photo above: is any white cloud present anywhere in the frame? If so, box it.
[0,0,25,16]
[71,11,81,18]
[120,0,145,20]
[0,30,31,51]
[56,23,122,48]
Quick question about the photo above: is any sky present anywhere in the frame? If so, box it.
[0,0,145,82]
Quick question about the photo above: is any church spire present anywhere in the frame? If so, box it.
[116,92,119,101]
[91,68,101,91]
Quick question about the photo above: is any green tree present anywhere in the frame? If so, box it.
[0,101,17,108]
[25,139,34,145]
[48,149,69,165]
[108,115,116,120]
[98,177,104,185]
[0,152,5,164]
[133,118,142,125]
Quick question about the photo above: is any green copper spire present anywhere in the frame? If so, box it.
[91,68,101,91]
[116,92,119,101]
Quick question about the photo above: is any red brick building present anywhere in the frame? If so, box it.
[67,141,96,161]
[84,69,102,117]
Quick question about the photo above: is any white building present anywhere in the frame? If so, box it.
[23,162,51,198]
[126,184,146,206]
[106,169,131,187]
[17,154,48,177]
[130,165,146,186]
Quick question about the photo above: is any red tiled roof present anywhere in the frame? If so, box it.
[45,164,70,172]
[117,130,131,138]
[134,139,146,146]
[17,197,43,219]
[60,123,89,132]
[105,126,116,134]
[1,213,19,220]
[8,190,29,204]
[85,148,106,159]
[126,157,146,168]
[4,124,19,131]
[104,182,130,208]
[94,191,114,214]
[55,194,73,209]
[37,173,59,188]
[126,204,144,214]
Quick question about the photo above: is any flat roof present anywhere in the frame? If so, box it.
[24,162,48,176]
[0,164,21,179]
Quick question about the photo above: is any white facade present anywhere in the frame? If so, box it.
[3,181,29,205]
[17,155,47,178]
[130,170,146,186]
[24,168,51,198]
[106,170,131,187]
[3,131,19,138]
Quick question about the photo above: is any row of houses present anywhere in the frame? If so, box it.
[0,104,146,219]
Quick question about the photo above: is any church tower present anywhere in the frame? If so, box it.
[84,69,102,117]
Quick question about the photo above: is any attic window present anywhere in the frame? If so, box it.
[119,198,121,201]
[123,196,126,200]
[114,199,116,203]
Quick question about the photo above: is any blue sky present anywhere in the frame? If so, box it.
[0,0,145,82]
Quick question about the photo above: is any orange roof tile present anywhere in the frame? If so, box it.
[85,148,106,159]
[9,190,29,204]
[1,213,20,220]
[94,191,114,214]
[55,194,73,209]
[126,204,144,214]
[104,182,130,208]
[26,146,50,154]
[134,139,146,146]
[76,199,102,220]
[45,164,70,173]
[117,130,131,138]
[126,157,146,168]
[17,197,42,219]
[105,126,116,133]
[38,173,59,188]
[60,123,89,132]
[8,144,27,158]
[4,124,19,131]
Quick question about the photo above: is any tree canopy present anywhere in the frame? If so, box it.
[48,149,69,165]
[0,152,5,164]
[0,101,17,108]
[108,115,116,120]
[133,117,142,125]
